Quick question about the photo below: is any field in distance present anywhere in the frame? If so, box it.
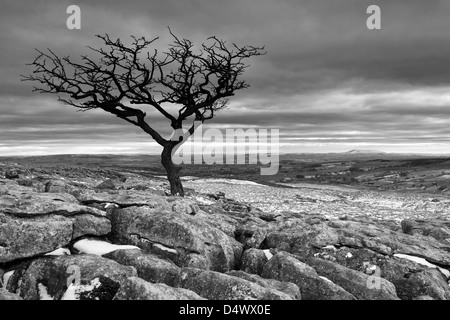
[1,150,449,195]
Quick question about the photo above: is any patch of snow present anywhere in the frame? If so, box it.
[73,239,140,256]
[394,253,450,278]
[105,203,119,209]
[345,252,353,259]
[195,196,215,206]
[2,270,14,289]
[367,265,377,272]
[322,245,337,252]
[180,176,200,181]
[153,243,178,254]
[45,248,71,256]
[319,276,333,283]
[38,283,54,300]
[61,283,77,300]
[263,249,273,260]
[193,178,263,186]
[71,180,88,185]
[363,262,378,275]
[61,278,101,301]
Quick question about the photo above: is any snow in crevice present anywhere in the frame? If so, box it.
[61,278,101,300]
[394,253,450,278]
[153,243,178,254]
[191,178,264,186]
[104,203,119,209]
[38,283,54,300]
[195,196,216,206]
[319,276,333,283]
[73,239,140,256]
[45,248,71,256]
[2,270,14,289]
[322,245,337,252]
[263,249,273,260]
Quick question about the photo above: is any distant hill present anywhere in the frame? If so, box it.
[1,152,449,170]
[345,149,387,154]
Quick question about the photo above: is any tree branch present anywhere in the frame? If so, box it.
[22,30,265,147]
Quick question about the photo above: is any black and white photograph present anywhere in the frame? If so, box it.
[1,0,450,309]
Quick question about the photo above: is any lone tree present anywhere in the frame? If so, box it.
[23,30,265,196]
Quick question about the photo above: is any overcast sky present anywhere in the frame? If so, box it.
[1,0,450,155]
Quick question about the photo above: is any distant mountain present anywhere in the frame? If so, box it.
[345,149,387,154]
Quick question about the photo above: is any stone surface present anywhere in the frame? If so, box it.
[177,267,293,300]
[71,214,111,239]
[17,178,45,192]
[414,295,434,300]
[0,213,73,263]
[240,248,268,275]
[0,188,111,263]
[261,252,356,300]
[184,178,450,221]
[306,257,399,300]
[9,255,137,300]
[265,215,450,268]
[171,198,200,215]
[5,169,19,179]
[380,256,450,300]
[96,179,116,190]
[235,227,267,249]
[45,179,80,194]
[226,270,301,300]
[103,249,181,287]
[73,189,166,207]
[0,191,106,217]
[2,161,450,301]
[401,218,450,243]
[0,288,22,300]
[114,276,205,300]
[110,206,242,272]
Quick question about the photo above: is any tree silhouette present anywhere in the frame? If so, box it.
[22,30,265,196]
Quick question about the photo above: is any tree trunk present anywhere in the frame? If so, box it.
[161,145,185,196]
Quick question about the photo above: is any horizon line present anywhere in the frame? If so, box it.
[1,151,450,157]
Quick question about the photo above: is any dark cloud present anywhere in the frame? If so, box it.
[0,0,449,154]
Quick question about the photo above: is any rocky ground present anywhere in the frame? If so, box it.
[184,178,450,221]
[1,161,450,300]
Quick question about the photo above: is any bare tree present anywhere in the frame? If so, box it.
[22,30,265,196]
